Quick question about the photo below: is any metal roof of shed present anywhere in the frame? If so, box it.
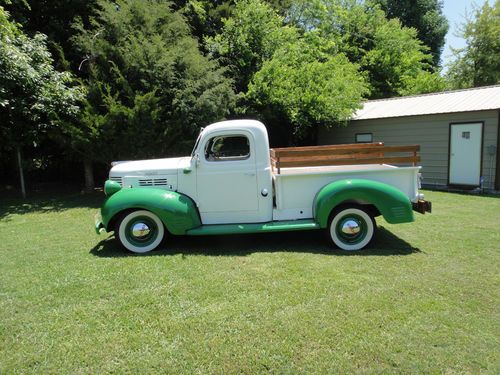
[353,84,500,120]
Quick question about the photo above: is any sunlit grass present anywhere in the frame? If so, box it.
[0,190,498,373]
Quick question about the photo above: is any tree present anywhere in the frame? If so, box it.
[248,32,368,143]
[446,0,500,89]
[207,0,297,94]
[173,1,235,40]
[1,0,98,71]
[71,0,235,188]
[173,0,293,41]
[2,0,103,191]
[372,0,448,67]
[0,6,84,197]
[286,0,445,98]
[209,0,368,145]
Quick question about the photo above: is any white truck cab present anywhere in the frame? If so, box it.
[187,120,273,224]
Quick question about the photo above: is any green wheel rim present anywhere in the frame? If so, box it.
[335,213,368,245]
[124,215,159,247]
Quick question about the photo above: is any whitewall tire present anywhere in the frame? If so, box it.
[329,207,375,251]
[116,210,165,253]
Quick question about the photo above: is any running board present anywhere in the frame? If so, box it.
[186,219,320,236]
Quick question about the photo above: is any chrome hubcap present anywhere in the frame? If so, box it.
[132,222,151,239]
[341,220,361,235]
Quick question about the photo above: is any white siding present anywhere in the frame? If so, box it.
[318,110,499,190]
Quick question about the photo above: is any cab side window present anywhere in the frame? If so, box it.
[205,135,250,161]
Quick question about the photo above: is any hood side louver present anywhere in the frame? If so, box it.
[109,177,123,186]
[139,178,168,187]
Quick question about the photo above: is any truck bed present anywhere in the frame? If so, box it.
[269,143,422,221]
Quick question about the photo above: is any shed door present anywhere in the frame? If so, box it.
[449,123,483,186]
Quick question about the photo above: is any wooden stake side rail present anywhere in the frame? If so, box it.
[270,143,420,174]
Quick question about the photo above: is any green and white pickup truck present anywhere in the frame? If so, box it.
[95,119,431,253]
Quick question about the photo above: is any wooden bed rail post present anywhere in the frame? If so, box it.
[277,151,281,174]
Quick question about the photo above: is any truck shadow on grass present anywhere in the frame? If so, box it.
[0,191,103,221]
[90,226,421,258]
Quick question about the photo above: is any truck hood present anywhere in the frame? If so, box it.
[109,156,190,176]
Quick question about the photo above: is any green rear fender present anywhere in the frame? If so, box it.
[314,179,414,228]
[101,188,201,235]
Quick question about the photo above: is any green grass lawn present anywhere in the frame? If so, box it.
[0,190,499,373]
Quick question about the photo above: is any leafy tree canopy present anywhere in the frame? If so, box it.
[0,6,84,152]
[372,0,448,68]
[172,0,294,40]
[72,0,235,162]
[285,0,446,98]
[207,0,298,94]
[209,0,368,144]
[248,32,368,141]
[1,0,98,71]
[173,0,235,40]
[446,0,500,89]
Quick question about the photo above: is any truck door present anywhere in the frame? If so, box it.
[196,131,260,224]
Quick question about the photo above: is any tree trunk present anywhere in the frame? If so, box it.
[16,146,26,199]
[83,158,95,193]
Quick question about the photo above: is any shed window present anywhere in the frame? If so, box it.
[356,133,373,143]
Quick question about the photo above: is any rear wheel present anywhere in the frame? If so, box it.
[116,210,164,253]
[328,206,375,251]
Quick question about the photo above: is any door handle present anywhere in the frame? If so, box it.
[244,172,256,176]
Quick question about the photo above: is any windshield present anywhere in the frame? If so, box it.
[190,127,204,157]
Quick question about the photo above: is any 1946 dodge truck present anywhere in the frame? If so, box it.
[95,119,431,253]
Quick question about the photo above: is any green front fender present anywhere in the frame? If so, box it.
[101,188,201,235]
[314,179,414,228]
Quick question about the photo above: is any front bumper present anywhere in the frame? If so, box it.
[94,213,106,234]
[412,200,432,214]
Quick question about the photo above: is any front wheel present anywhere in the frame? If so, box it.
[116,210,165,253]
[328,206,375,251]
